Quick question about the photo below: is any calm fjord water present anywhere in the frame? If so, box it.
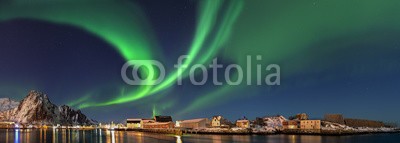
[0,129,399,143]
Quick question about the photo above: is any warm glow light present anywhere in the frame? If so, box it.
[176,135,182,143]
[111,131,116,143]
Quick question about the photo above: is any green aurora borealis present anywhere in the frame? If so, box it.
[0,0,245,114]
[1,0,400,120]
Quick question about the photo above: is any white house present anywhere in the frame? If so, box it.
[212,116,223,127]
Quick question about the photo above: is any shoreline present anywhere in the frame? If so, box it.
[113,128,400,136]
[1,127,398,136]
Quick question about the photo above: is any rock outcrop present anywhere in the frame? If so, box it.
[0,90,96,125]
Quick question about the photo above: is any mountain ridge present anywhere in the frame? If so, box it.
[0,90,96,125]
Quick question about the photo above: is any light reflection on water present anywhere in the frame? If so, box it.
[0,129,399,143]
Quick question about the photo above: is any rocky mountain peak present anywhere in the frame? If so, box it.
[0,90,96,125]
[22,90,50,103]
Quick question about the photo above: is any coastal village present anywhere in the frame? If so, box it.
[0,91,398,135]
[1,113,390,135]
[0,112,399,135]
[114,113,396,135]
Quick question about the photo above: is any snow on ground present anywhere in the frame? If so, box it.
[321,121,355,130]
[252,126,277,133]
[322,121,397,132]
[355,127,396,132]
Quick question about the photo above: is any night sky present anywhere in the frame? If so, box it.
[0,0,400,124]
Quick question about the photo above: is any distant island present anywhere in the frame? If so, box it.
[0,90,398,136]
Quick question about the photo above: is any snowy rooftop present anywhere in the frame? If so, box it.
[236,120,249,123]
[178,118,207,123]
[127,118,152,121]
[144,122,173,125]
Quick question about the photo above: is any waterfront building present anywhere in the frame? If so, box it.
[138,116,175,129]
[300,120,321,130]
[176,118,209,129]
[236,120,250,128]
[143,122,174,129]
[282,120,299,129]
[154,116,173,122]
[211,116,223,127]
[126,118,142,128]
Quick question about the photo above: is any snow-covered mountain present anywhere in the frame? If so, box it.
[0,90,96,125]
